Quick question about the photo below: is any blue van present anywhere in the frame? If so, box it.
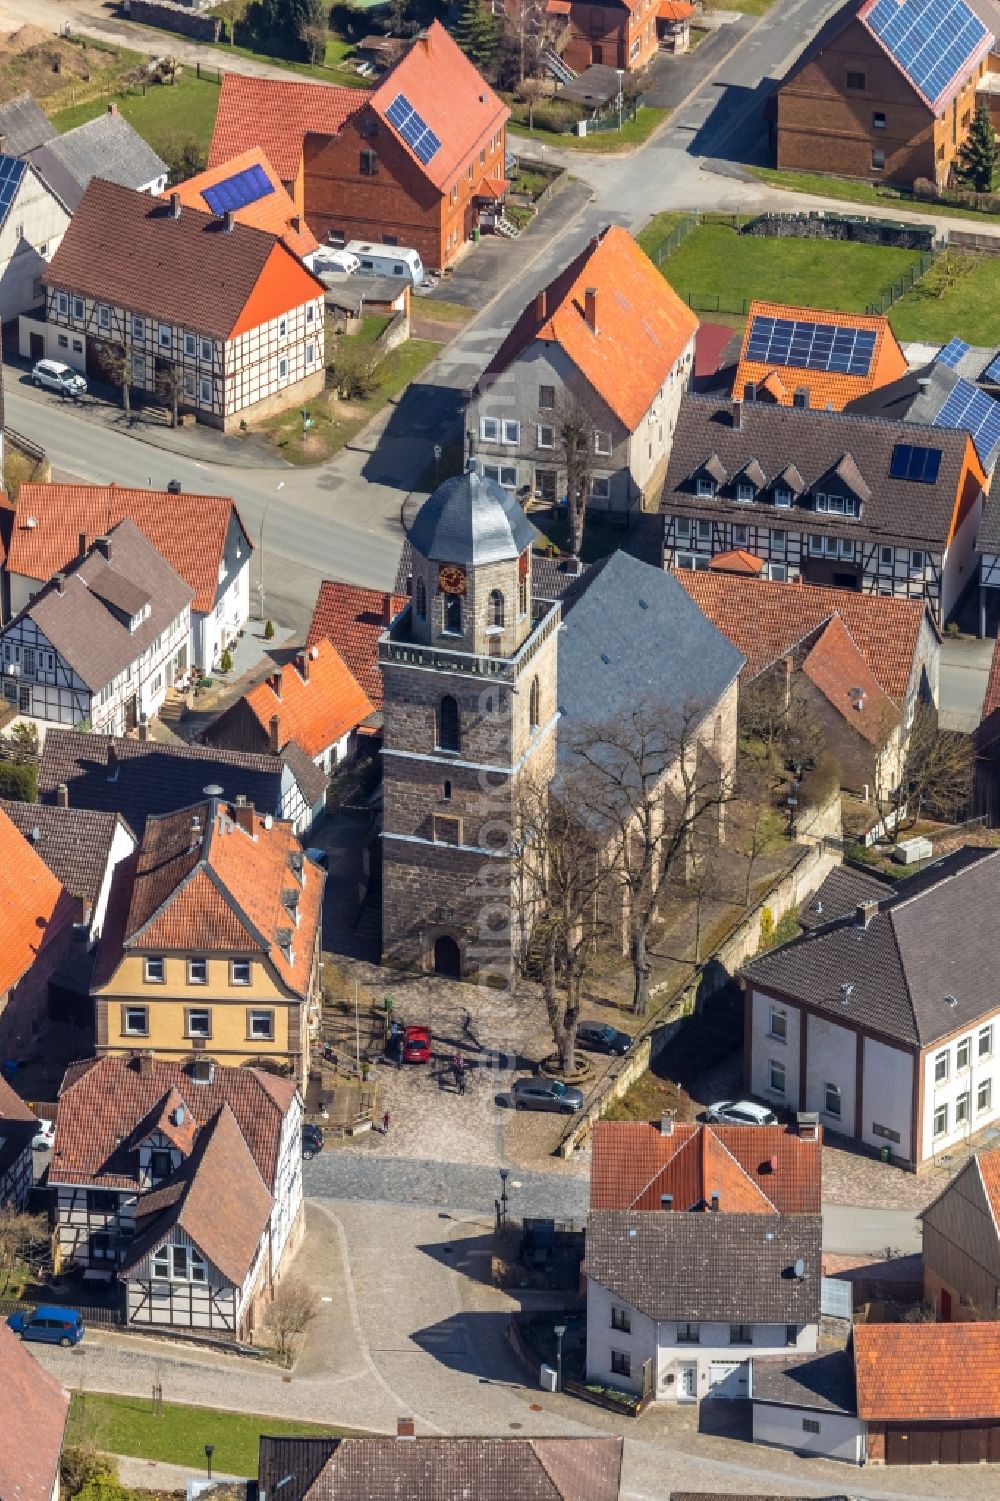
[7,1306,85,1346]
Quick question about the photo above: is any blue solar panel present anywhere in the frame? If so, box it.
[745,315,877,376]
[864,0,989,108]
[385,92,442,166]
[0,154,26,227]
[890,443,942,483]
[983,351,1000,384]
[202,163,274,216]
[936,336,970,369]
[933,377,1000,465]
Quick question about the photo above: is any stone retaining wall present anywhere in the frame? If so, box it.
[125,0,222,40]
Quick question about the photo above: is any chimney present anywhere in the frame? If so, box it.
[80,896,94,927]
[138,718,149,742]
[271,672,282,701]
[917,375,932,393]
[298,650,309,684]
[383,592,394,624]
[535,288,547,321]
[54,572,65,595]
[709,1191,721,1212]
[855,899,878,930]
[169,191,181,219]
[107,101,119,115]
[232,799,256,836]
[95,535,111,562]
[78,531,88,558]
[223,210,236,234]
[269,712,281,755]
[660,1193,673,1211]
[291,214,301,233]
[134,1053,153,1077]
[660,1111,675,1136]
[396,1418,416,1440]
[56,782,69,808]
[796,1111,820,1142]
[732,400,742,431]
[584,286,598,334]
[106,743,119,782]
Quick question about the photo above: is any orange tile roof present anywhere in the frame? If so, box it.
[672,570,931,704]
[658,0,695,18]
[486,225,698,431]
[709,548,764,575]
[10,482,251,615]
[0,807,77,998]
[983,636,1000,721]
[369,22,508,194]
[95,799,323,999]
[242,639,374,760]
[207,75,366,182]
[801,615,900,744]
[0,1323,69,1501]
[733,300,908,412]
[853,1323,1000,1421]
[978,1149,1000,1226]
[306,581,407,709]
[476,176,509,199]
[166,150,319,259]
[589,1120,822,1214]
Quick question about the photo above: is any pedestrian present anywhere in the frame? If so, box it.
[382,1110,391,1135]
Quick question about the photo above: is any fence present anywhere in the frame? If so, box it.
[0,1295,124,1329]
[864,249,938,314]
[562,96,644,137]
[648,213,700,267]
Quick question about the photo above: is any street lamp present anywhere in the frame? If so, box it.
[257,481,285,622]
[616,69,625,131]
[554,1324,567,1391]
[498,1167,509,1226]
[204,1444,215,1480]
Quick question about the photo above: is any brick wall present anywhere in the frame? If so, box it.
[561,0,658,71]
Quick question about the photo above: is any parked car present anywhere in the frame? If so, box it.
[31,1119,55,1151]
[7,1306,85,1346]
[512,1077,584,1115]
[31,359,87,398]
[706,1099,779,1126]
[302,1124,324,1161]
[402,1025,432,1064]
[576,1021,632,1056]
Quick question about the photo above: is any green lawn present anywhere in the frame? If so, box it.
[657,219,924,318]
[66,1393,352,1475]
[750,164,1000,223]
[509,106,668,152]
[51,74,222,159]
[889,252,1000,343]
[636,211,692,263]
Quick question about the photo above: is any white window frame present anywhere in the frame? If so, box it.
[591,476,611,501]
[200,338,213,362]
[978,1077,993,1113]
[187,1008,211,1038]
[56,292,69,315]
[934,1049,949,1083]
[911,551,925,571]
[956,1037,970,1070]
[695,477,715,498]
[735,482,754,503]
[768,1059,786,1094]
[933,1102,948,1137]
[501,419,520,445]
[537,424,555,449]
[123,1005,148,1036]
[824,1081,842,1118]
[979,1025,994,1059]
[199,377,213,404]
[144,956,165,984]
[188,957,207,985]
[278,316,288,338]
[769,1004,787,1041]
[771,529,787,552]
[696,519,712,543]
[183,331,197,357]
[72,296,85,320]
[480,416,500,443]
[249,1009,275,1041]
[675,552,711,571]
[594,430,612,456]
[956,1091,970,1125]
[231,959,252,986]
[157,323,172,349]
[773,489,792,508]
[482,462,517,488]
[732,524,749,547]
[131,314,145,340]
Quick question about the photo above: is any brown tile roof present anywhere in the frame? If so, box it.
[800,615,899,744]
[0,1074,39,1191]
[982,636,1000,722]
[0,801,131,905]
[708,548,764,575]
[9,483,252,616]
[49,1053,296,1191]
[267,1436,623,1501]
[43,178,322,342]
[672,570,931,703]
[208,75,365,182]
[306,582,407,709]
[589,1121,822,1214]
[167,150,319,258]
[0,1322,69,1501]
[484,225,698,431]
[13,518,193,694]
[854,1322,1000,1421]
[121,1102,273,1285]
[206,640,374,760]
[369,23,508,194]
[0,806,78,999]
[95,797,323,998]
[733,301,908,412]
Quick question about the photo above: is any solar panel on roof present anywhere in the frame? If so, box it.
[745,315,877,377]
[863,0,989,108]
[202,162,275,217]
[982,352,1000,384]
[385,92,441,166]
[0,154,26,226]
[890,443,942,483]
[933,377,1000,466]
[936,336,971,369]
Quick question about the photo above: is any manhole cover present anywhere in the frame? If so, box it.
[509,1422,523,1430]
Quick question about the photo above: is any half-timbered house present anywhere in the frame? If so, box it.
[0,800,135,943]
[40,178,326,431]
[0,519,193,736]
[0,1074,39,1211]
[49,1052,303,1337]
[662,394,986,624]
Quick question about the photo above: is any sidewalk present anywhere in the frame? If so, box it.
[115,1457,246,1490]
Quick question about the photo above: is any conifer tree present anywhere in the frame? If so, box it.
[958,100,998,193]
[453,0,499,73]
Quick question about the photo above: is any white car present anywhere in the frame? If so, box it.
[706,1099,779,1126]
[31,360,87,398]
[31,1119,55,1151]
[312,248,360,275]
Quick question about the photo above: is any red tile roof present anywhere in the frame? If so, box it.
[693,322,735,382]
[208,75,365,181]
[673,570,931,704]
[853,1323,1000,1421]
[800,614,899,744]
[306,582,407,709]
[709,549,764,576]
[0,1323,69,1501]
[589,1120,822,1214]
[978,1148,1000,1226]
[167,150,319,259]
[659,1,695,18]
[485,226,698,431]
[982,637,1000,722]
[242,640,374,759]
[369,22,508,194]
[0,807,77,999]
[9,482,251,616]
[733,301,908,412]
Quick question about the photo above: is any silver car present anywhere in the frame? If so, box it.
[706,1099,779,1126]
[512,1077,584,1115]
[32,359,87,398]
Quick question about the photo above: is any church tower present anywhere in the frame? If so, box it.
[379,470,560,986]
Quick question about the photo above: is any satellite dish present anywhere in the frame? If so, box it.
[793,1257,806,1279]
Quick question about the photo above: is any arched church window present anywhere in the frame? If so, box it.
[489,589,505,628]
[439,695,460,752]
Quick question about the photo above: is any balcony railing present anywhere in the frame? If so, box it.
[379,600,560,681]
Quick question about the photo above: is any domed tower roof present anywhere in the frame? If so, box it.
[407,469,537,566]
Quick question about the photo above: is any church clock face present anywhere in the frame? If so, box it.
[438,564,467,595]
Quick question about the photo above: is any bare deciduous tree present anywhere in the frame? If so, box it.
[548,390,596,559]
[0,1208,47,1294]
[732,756,777,906]
[873,699,974,832]
[155,361,182,428]
[517,76,544,129]
[266,1278,319,1364]
[739,668,826,771]
[97,340,133,420]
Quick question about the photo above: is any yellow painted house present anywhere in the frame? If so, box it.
[92,795,324,1084]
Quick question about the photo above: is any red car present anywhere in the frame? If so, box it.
[402,1025,432,1064]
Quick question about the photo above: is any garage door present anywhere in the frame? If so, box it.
[708,1360,749,1398]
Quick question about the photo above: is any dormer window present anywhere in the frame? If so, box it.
[774,488,792,508]
[696,477,716,498]
[814,493,859,517]
[150,1148,171,1181]
[735,482,755,503]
